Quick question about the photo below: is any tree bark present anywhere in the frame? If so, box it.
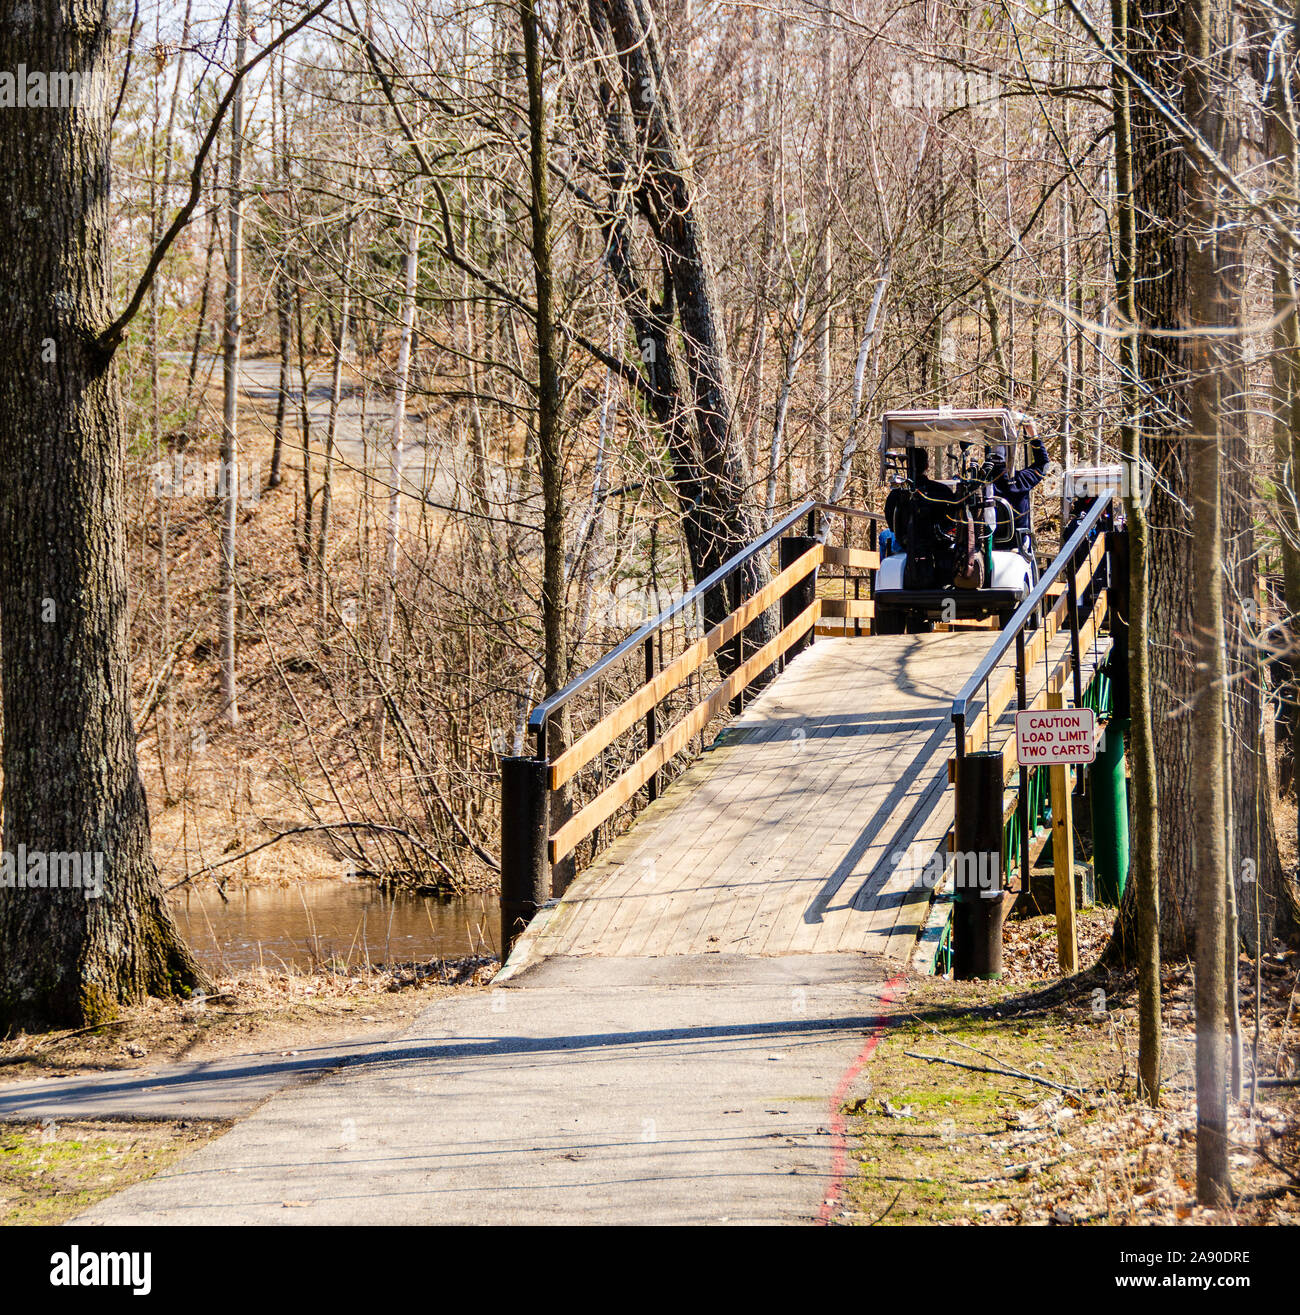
[220,0,247,726]
[1110,0,1161,1106]
[767,291,808,521]
[1126,0,1283,957]
[0,0,208,1028]
[1246,0,1300,928]
[588,0,771,659]
[270,275,290,490]
[377,200,423,753]
[521,0,566,697]
[813,42,834,499]
[269,21,289,491]
[1184,0,1231,1206]
[315,218,353,624]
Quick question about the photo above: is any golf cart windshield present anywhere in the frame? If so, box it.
[879,408,1021,480]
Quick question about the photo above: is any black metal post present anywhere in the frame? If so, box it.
[953,750,1005,979]
[1015,629,1030,904]
[780,534,819,661]
[644,634,658,802]
[500,756,550,960]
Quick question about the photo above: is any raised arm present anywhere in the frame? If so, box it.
[1001,423,1050,495]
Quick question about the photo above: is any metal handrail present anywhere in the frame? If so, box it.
[949,488,1114,727]
[526,498,882,747]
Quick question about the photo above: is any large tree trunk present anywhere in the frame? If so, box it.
[1247,0,1300,939]
[1129,0,1195,959]
[587,4,718,576]
[589,0,772,658]
[1109,0,1161,1105]
[1184,0,1231,1205]
[521,0,566,697]
[0,0,207,1029]
[1129,0,1282,957]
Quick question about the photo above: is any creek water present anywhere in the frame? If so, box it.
[168,881,495,973]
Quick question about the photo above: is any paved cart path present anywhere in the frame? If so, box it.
[174,352,505,507]
[0,1037,403,1122]
[62,627,1105,1224]
[75,956,901,1226]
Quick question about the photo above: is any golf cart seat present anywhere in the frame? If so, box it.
[991,495,1016,546]
[911,479,962,540]
[884,486,911,539]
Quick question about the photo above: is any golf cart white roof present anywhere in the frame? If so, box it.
[879,408,1021,454]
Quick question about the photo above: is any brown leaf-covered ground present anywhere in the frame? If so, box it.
[0,955,494,1085]
[844,909,1300,1226]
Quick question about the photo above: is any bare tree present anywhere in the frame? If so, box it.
[220,0,249,727]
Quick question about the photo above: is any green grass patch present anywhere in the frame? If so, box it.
[0,1120,225,1225]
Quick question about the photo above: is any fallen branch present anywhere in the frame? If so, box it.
[903,1050,1086,1095]
[26,1018,133,1048]
[166,822,462,890]
[136,626,200,732]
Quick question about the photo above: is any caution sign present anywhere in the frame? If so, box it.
[1014,707,1097,766]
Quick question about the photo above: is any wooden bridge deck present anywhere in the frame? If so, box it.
[515,634,976,965]
[506,624,1105,972]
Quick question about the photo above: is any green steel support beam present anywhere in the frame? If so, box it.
[1092,716,1130,905]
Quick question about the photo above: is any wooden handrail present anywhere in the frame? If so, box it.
[818,598,876,620]
[998,599,1109,778]
[1074,534,1106,599]
[501,496,881,957]
[944,590,1111,782]
[1047,590,1108,700]
[821,544,879,571]
[528,498,881,748]
[946,581,1109,773]
[950,491,1114,726]
[549,543,823,790]
[548,598,822,863]
[957,526,1110,760]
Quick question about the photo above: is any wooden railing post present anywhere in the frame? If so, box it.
[780,535,818,663]
[1066,541,1083,709]
[953,750,1005,979]
[500,755,550,960]
[1046,690,1079,973]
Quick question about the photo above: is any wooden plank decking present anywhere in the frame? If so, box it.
[510,624,1109,971]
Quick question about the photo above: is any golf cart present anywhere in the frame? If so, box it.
[873,408,1045,633]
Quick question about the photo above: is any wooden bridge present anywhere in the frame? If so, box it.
[498,495,1121,982]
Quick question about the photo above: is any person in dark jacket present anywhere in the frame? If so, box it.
[987,420,1050,551]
